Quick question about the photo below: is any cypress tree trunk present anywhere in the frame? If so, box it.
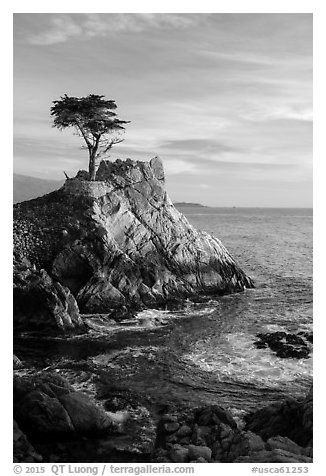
[89,151,97,181]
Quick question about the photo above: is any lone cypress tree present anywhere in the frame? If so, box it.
[51,94,129,181]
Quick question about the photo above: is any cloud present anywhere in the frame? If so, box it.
[161,139,243,154]
[29,16,82,45]
[198,183,211,189]
[164,154,299,172]
[14,13,312,206]
[27,13,200,46]
[239,104,313,123]
[84,13,196,34]
[272,108,313,122]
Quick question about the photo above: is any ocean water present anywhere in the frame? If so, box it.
[174,207,313,404]
[86,207,313,413]
[16,207,313,415]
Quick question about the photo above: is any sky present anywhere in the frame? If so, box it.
[13,13,312,207]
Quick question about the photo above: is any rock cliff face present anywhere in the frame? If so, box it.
[14,157,253,319]
[14,257,84,333]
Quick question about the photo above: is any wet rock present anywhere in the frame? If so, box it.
[195,405,238,429]
[245,390,313,447]
[234,449,312,463]
[211,441,224,461]
[165,434,178,444]
[254,331,312,359]
[14,372,114,438]
[226,429,266,462]
[98,407,156,459]
[12,373,156,462]
[102,387,142,412]
[13,419,43,463]
[196,457,208,463]
[221,430,247,461]
[243,431,266,453]
[188,444,212,462]
[13,354,23,369]
[179,437,191,445]
[176,425,192,438]
[154,396,313,464]
[298,331,313,343]
[163,422,180,434]
[58,392,113,434]
[302,446,313,458]
[219,422,235,441]
[169,445,189,463]
[13,257,84,333]
[192,424,211,445]
[155,405,244,463]
[15,390,75,435]
[266,436,302,454]
[153,448,168,460]
[160,414,178,423]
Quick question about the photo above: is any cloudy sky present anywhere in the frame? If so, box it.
[13,13,312,207]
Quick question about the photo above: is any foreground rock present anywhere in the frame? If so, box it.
[14,157,253,316]
[153,398,312,463]
[13,354,23,369]
[14,257,84,333]
[14,372,114,438]
[13,420,43,463]
[254,331,312,359]
[245,390,313,448]
[13,371,157,462]
[13,367,312,463]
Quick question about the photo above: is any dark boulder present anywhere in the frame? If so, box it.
[153,397,312,464]
[194,405,238,429]
[13,419,43,463]
[13,372,114,439]
[234,449,312,463]
[13,354,23,369]
[13,373,157,462]
[13,257,84,334]
[244,390,312,448]
[254,331,312,359]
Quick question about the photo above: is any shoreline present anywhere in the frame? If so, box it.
[13,163,312,464]
[14,299,312,413]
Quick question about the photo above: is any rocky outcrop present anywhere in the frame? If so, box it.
[13,157,253,315]
[13,420,43,463]
[13,371,157,462]
[13,368,312,464]
[153,399,312,463]
[244,389,313,448]
[13,355,23,369]
[254,331,312,359]
[14,257,84,333]
[14,372,115,438]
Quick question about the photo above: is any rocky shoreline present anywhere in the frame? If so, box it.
[14,157,253,333]
[13,158,312,463]
[13,311,313,465]
[13,362,312,464]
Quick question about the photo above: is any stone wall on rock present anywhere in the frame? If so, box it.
[63,179,110,199]
[13,157,254,314]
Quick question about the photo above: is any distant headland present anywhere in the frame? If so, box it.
[174,202,209,208]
